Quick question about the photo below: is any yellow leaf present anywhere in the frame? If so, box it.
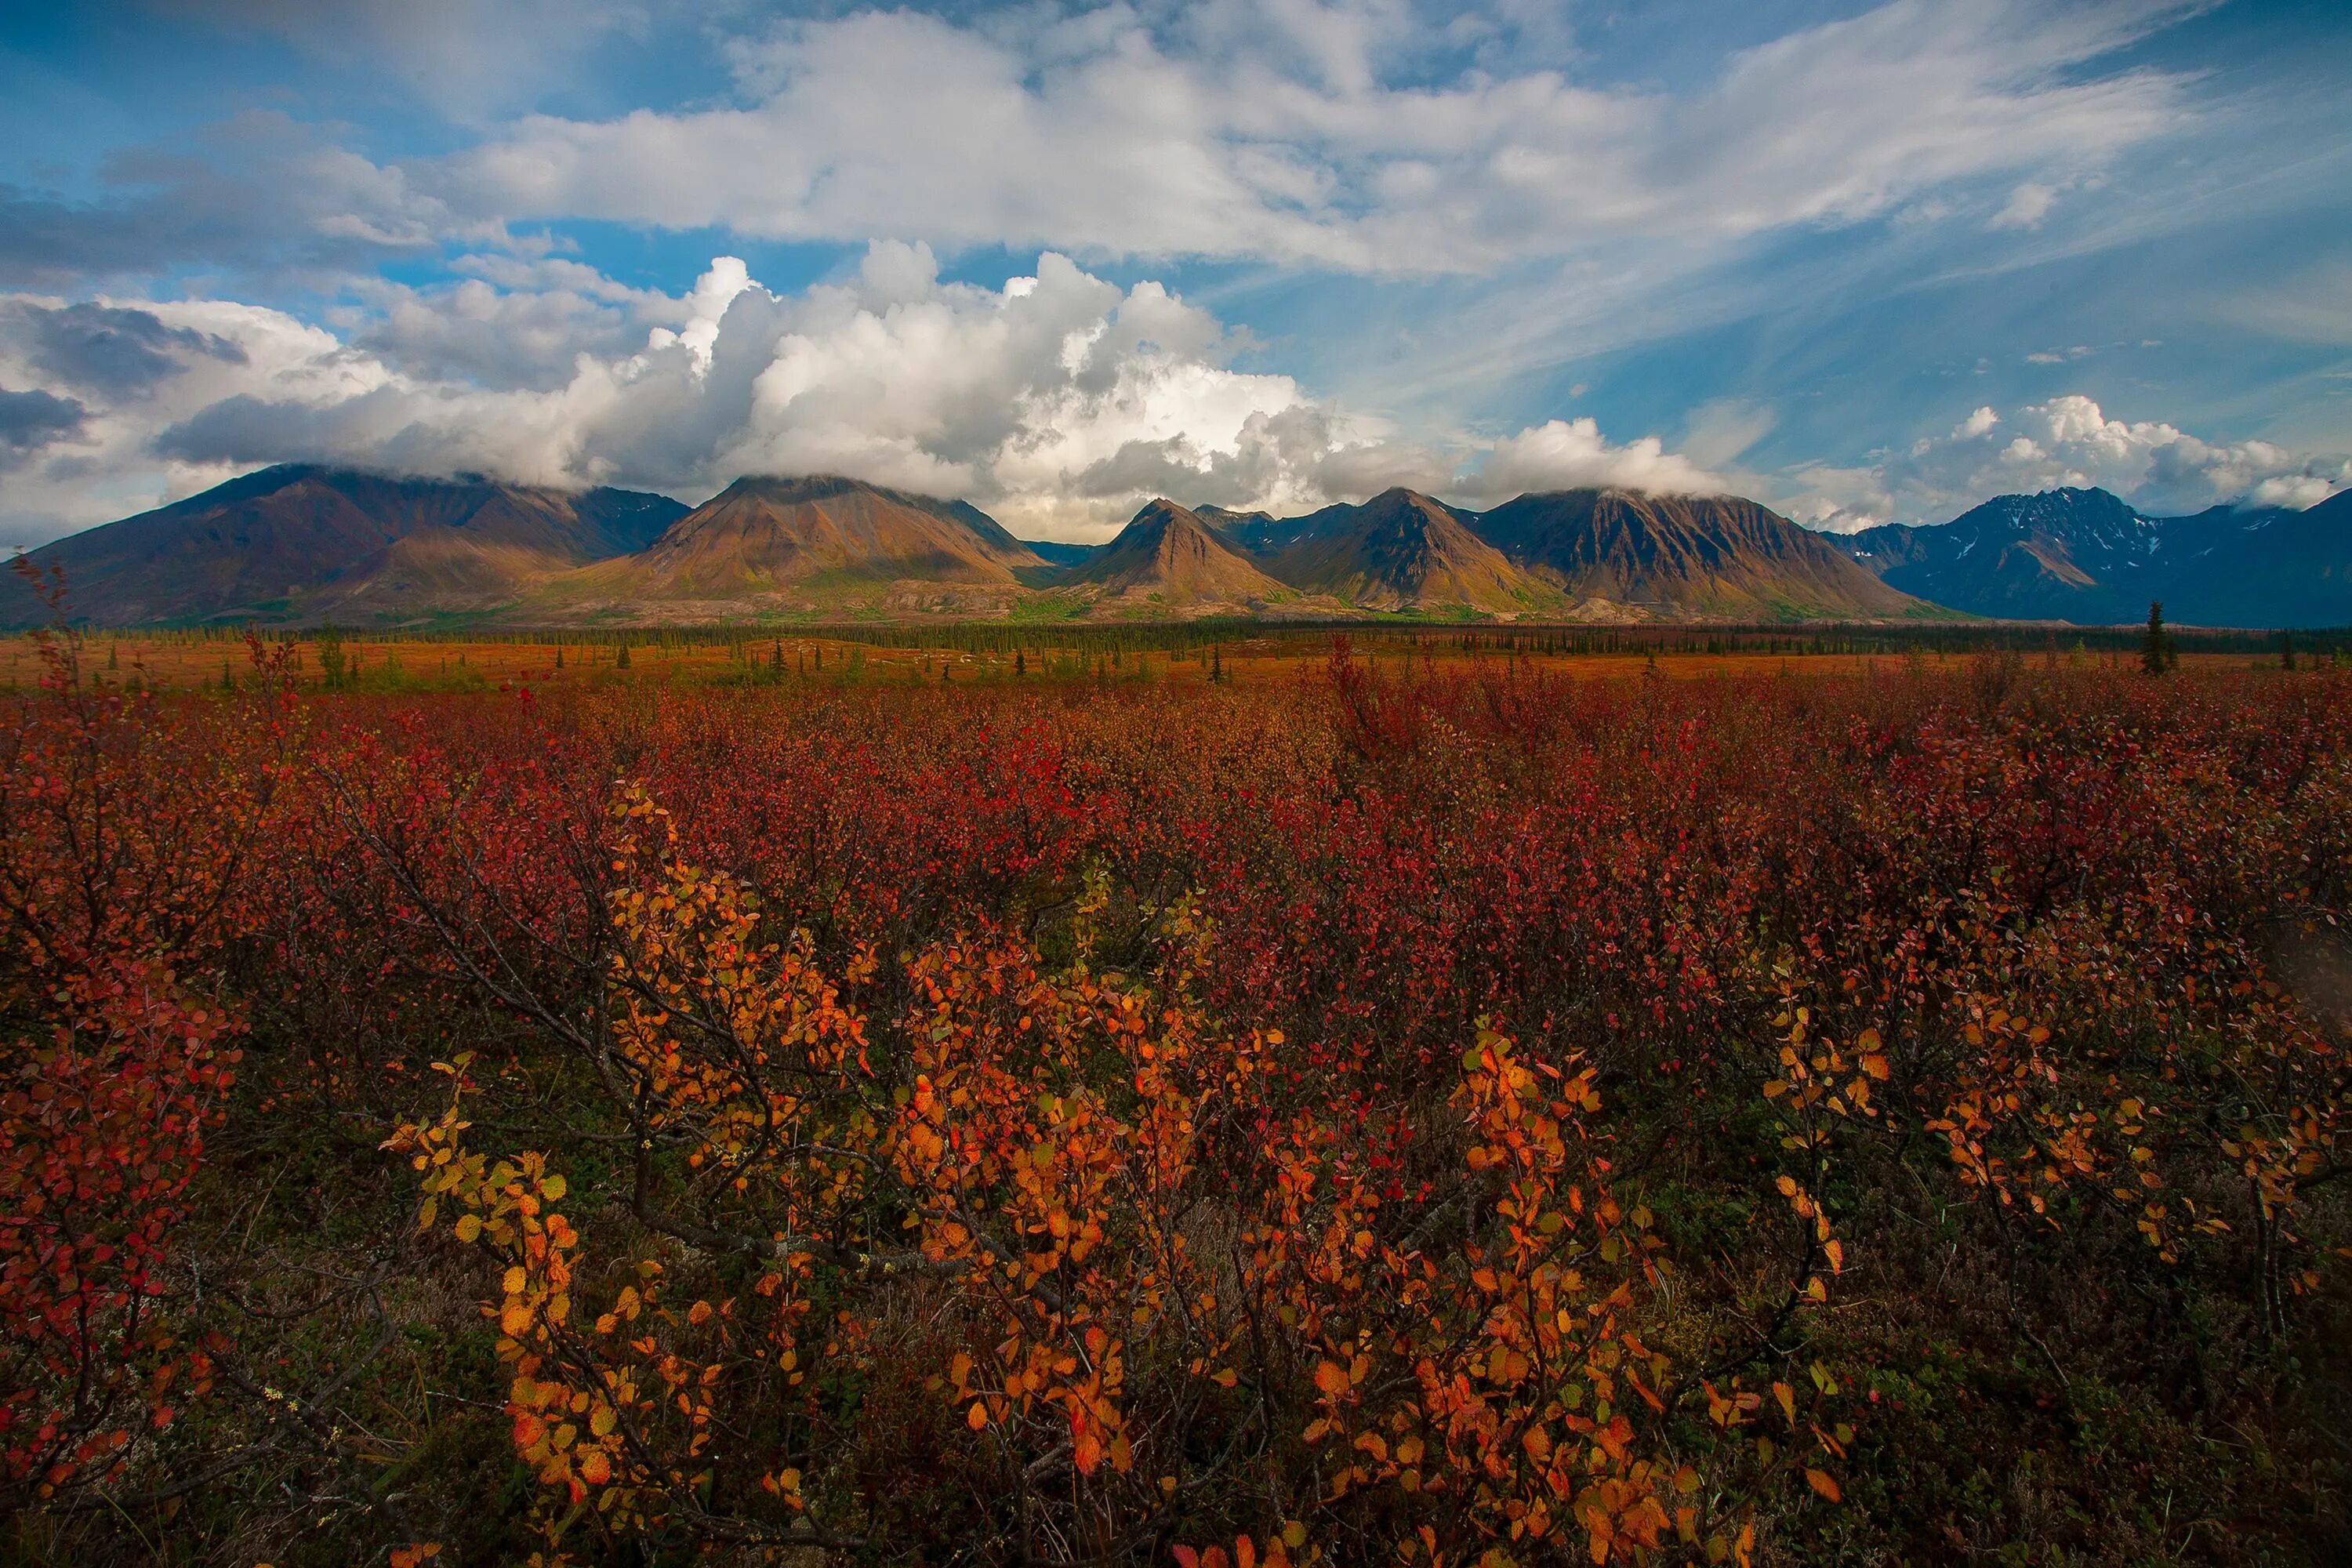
[1773,1381,1797,1426]
[453,1214,481,1243]
[539,1174,567,1201]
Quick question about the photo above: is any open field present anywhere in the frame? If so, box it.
[0,626,2321,697]
[2,627,2348,1566]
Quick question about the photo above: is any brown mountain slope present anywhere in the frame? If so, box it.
[553,475,1046,605]
[9,464,685,626]
[1267,488,1555,613]
[1060,499,1292,612]
[1472,489,1928,621]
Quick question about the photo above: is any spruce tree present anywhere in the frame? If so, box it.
[316,622,347,690]
[2140,602,2171,677]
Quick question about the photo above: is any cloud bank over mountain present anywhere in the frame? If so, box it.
[2,0,2347,545]
[1788,397,2352,532]
[2,247,1739,543]
[5,246,2343,547]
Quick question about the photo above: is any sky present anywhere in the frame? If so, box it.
[2,0,2349,545]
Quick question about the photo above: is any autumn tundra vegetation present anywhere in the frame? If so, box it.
[1,600,2348,1566]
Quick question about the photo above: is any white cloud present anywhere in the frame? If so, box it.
[13,253,2336,554]
[1681,399,1779,469]
[349,262,687,391]
[0,247,1738,545]
[0,289,398,546]
[1461,419,1729,502]
[1784,393,2352,529]
[1989,180,2060,230]
[427,0,2193,274]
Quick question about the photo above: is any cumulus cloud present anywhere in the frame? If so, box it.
[0,247,1736,543]
[10,248,2336,553]
[349,259,688,392]
[0,288,401,544]
[0,387,88,470]
[10,302,246,396]
[1784,394,2352,530]
[1459,419,1729,502]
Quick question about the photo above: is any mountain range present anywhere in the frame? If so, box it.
[1838,486,2352,627]
[7,465,688,625]
[5,463,2345,627]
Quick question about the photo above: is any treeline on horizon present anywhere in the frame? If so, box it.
[19,615,2352,662]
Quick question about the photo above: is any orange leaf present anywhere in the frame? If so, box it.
[1806,1468,1841,1502]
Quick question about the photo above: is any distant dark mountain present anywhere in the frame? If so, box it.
[1261,488,1552,613]
[1474,489,1926,621]
[1021,539,1098,571]
[1840,488,2160,622]
[1058,499,1291,612]
[1193,505,1299,554]
[7,464,685,626]
[2138,495,2348,628]
[541,475,1045,613]
[1836,486,2351,626]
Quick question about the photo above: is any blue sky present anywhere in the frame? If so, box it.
[2,0,2348,543]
